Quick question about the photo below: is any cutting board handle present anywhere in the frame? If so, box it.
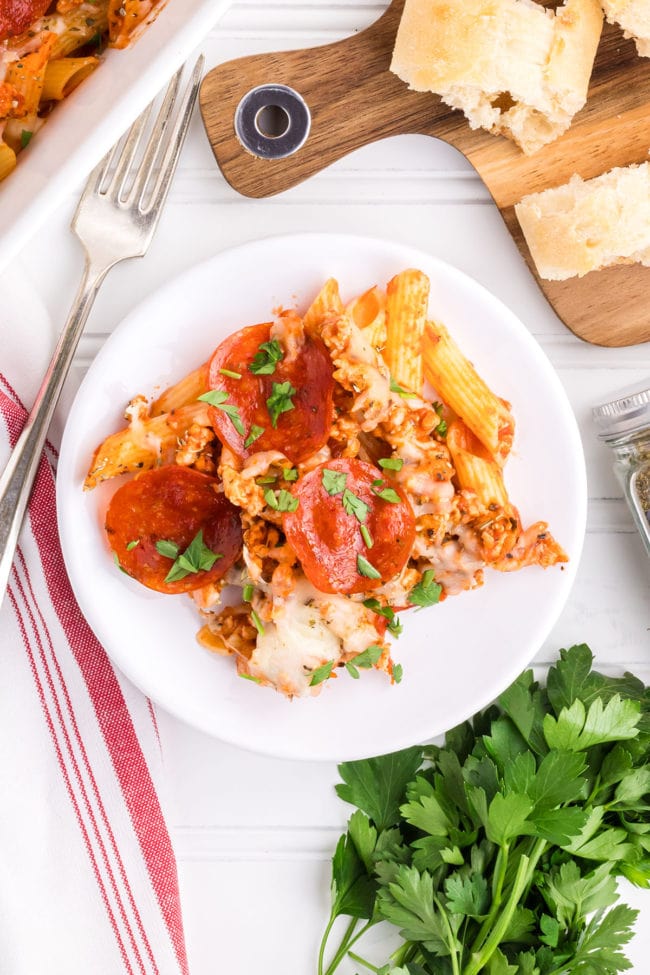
[199,0,453,199]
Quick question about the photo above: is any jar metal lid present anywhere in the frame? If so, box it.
[592,378,650,442]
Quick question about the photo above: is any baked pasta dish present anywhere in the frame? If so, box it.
[85,270,568,698]
[0,0,166,180]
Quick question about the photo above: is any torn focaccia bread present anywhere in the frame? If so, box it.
[515,162,650,280]
[601,0,650,55]
[390,0,604,155]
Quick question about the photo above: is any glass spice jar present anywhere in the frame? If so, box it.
[593,381,650,560]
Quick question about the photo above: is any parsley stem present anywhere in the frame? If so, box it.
[471,844,509,954]
[463,853,531,975]
[346,951,381,973]
[322,919,375,975]
[433,893,461,975]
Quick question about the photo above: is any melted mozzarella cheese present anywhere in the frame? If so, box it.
[249,598,340,697]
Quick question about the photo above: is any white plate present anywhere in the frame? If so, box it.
[57,233,587,762]
[0,0,232,274]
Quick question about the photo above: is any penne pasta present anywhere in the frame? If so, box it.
[42,57,100,101]
[150,362,210,416]
[0,142,16,180]
[423,319,515,465]
[84,402,210,489]
[347,285,387,352]
[384,268,429,395]
[0,0,161,183]
[4,33,57,116]
[447,419,509,508]
[303,277,344,331]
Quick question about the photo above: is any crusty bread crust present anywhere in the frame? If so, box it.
[390,0,603,155]
[515,162,650,280]
[601,0,650,56]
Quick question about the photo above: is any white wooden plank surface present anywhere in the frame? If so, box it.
[10,2,650,972]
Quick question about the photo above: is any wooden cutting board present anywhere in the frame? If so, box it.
[199,0,650,347]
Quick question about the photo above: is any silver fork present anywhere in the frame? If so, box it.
[0,55,204,605]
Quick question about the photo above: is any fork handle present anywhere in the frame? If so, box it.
[0,257,110,604]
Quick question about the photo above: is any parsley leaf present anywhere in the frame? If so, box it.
[543,695,641,751]
[352,644,383,669]
[156,539,179,559]
[360,524,373,548]
[392,663,403,683]
[371,483,402,504]
[282,467,299,482]
[266,380,296,428]
[322,468,348,496]
[336,747,423,831]
[363,597,403,637]
[357,554,381,579]
[198,389,245,436]
[379,456,404,472]
[342,488,369,523]
[126,539,139,551]
[409,569,442,608]
[160,530,222,583]
[249,338,284,375]
[250,609,265,636]
[244,424,265,449]
[310,660,334,686]
[20,129,33,149]
[264,488,299,512]
[390,377,417,399]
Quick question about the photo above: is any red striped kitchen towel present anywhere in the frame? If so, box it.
[0,380,189,971]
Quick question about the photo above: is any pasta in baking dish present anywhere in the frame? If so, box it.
[0,0,167,180]
[85,270,568,698]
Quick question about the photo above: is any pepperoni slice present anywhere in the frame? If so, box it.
[105,466,242,594]
[283,458,416,595]
[0,0,51,40]
[206,322,334,464]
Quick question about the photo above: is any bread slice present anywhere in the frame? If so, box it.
[390,0,603,155]
[601,0,650,56]
[515,162,650,280]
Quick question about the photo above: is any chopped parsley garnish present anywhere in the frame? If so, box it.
[250,609,265,636]
[20,130,33,149]
[244,424,265,449]
[256,475,276,485]
[157,530,222,583]
[264,488,299,513]
[392,662,403,683]
[357,554,381,580]
[242,583,254,602]
[126,539,139,551]
[433,401,448,437]
[156,539,179,559]
[249,338,284,375]
[379,456,404,472]
[360,524,373,548]
[113,552,127,574]
[322,468,348,496]
[390,376,417,399]
[345,645,383,680]
[198,389,245,436]
[219,367,242,379]
[309,660,335,686]
[282,467,299,482]
[266,381,296,428]
[363,597,403,637]
[371,483,402,504]
[409,568,442,608]
[342,488,369,523]
[239,673,261,684]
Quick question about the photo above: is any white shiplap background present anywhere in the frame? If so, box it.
[12,2,650,971]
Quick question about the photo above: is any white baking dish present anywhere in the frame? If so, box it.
[0,0,232,273]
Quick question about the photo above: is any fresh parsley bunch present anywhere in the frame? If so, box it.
[318,645,650,975]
